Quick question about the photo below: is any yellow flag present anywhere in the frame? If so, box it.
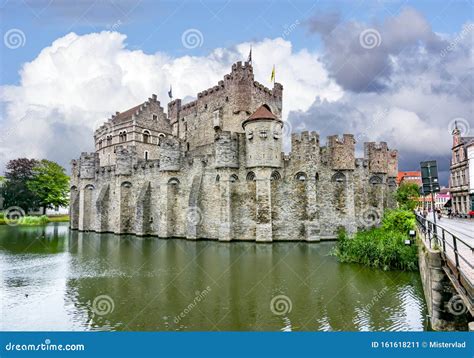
[270,65,275,83]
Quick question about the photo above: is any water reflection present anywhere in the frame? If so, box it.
[0,223,428,331]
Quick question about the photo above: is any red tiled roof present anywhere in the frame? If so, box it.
[114,104,141,123]
[397,171,421,184]
[242,104,281,128]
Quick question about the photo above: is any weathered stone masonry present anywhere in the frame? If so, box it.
[70,61,398,241]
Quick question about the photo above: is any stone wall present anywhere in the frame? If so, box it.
[418,235,470,330]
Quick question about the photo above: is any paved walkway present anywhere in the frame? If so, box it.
[424,215,473,287]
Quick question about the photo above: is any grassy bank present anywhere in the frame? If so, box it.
[0,213,69,225]
[333,209,418,271]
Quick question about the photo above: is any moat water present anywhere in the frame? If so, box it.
[0,223,429,331]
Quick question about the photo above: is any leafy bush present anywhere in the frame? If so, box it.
[382,209,415,234]
[17,215,50,226]
[334,210,418,271]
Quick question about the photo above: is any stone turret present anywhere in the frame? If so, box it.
[365,142,389,174]
[79,152,98,179]
[225,61,255,114]
[115,145,135,176]
[327,134,355,170]
[215,131,239,168]
[387,149,398,177]
[159,136,181,171]
[243,104,283,168]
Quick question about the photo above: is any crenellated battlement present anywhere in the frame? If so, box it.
[291,131,320,145]
[355,158,369,168]
[364,142,390,174]
[387,149,398,177]
[327,134,355,170]
[290,131,320,163]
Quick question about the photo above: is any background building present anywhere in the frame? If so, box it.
[449,124,473,215]
[397,171,422,186]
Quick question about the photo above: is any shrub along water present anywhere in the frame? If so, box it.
[334,209,418,271]
[0,215,48,225]
[17,215,50,226]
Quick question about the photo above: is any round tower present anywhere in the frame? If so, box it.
[242,104,283,168]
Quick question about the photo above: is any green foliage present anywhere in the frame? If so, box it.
[1,158,40,213]
[395,183,420,211]
[27,160,69,212]
[334,209,418,271]
[0,215,50,226]
[382,209,416,234]
[17,215,50,226]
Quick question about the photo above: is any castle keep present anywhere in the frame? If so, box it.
[70,61,398,242]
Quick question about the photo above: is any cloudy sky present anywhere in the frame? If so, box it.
[0,0,473,185]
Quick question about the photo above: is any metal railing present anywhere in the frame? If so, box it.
[416,214,473,305]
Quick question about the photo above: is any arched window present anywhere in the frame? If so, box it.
[331,172,346,183]
[119,131,127,143]
[121,181,132,188]
[157,133,166,145]
[369,175,383,185]
[387,178,397,187]
[98,139,103,149]
[315,172,319,181]
[168,178,180,185]
[84,184,95,190]
[230,174,239,182]
[143,130,151,144]
[294,172,307,182]
[246,171,256,181]
[216,175,220,183]
[271,170,281,181]
[107,135,112,145]
[144,151,149,161]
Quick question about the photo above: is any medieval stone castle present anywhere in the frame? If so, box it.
[70,61,398,242]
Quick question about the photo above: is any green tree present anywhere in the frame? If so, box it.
[1,158,40,213]
[27,160,69,214]
[395,182,420,211]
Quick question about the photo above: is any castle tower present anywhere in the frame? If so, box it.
[242,104,283,168]
[242,105,283,242]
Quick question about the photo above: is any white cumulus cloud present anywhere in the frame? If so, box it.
[0,31,342,172]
